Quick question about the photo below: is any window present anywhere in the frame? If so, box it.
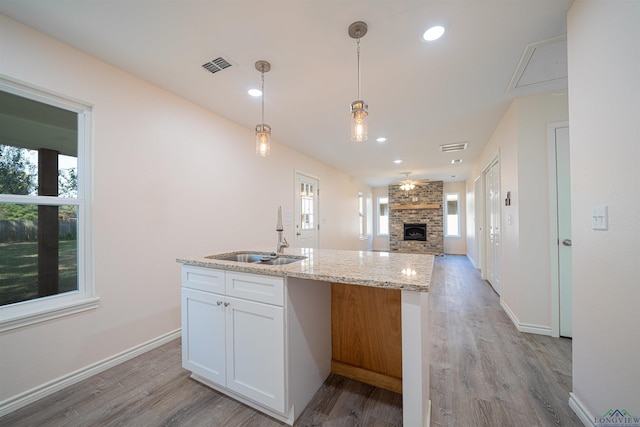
[299,181,314,230]
[0,77,96,332]
[445,192,460,237]
[377,196,389,236]
[358,192,366,239]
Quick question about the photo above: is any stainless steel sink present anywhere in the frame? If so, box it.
[213,253,266,263]
[207,252,306,265]
[258,257,304,265]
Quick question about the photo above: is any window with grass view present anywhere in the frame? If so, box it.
[0,79,93,327]
[377,196,389,235]
[445,192,460,237]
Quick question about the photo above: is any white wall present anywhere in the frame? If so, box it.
[466,91,568,334]
[567,0,640,420]
[514,93,569,331]
[0,14,371,405]
[466,104,516,271]
[443,181,467,255]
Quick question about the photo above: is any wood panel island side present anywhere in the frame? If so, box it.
[177,248,433,426]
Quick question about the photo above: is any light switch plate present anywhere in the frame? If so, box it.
[592,205,608,230]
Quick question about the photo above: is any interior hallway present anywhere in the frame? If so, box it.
[430,255,579,426]
[0,255,581,426]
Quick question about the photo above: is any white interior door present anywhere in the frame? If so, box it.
[295,172,319,249]
[474,175,483,270]
[556,126,572,337]
[484,160,501,294]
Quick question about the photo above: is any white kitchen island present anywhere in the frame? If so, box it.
[177,248,433,426]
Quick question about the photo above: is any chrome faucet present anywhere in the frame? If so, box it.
[276,206,289,254]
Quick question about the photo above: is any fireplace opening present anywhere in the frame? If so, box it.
[404,223,427,241]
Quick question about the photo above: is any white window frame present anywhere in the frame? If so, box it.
[358,192,367,239]
[445,192,461,237]
[377,196,389,236]
[0,76,97,332]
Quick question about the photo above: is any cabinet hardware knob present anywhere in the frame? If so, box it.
[216,301,223,305]
[562,239,572,247]
[224,302,230,307]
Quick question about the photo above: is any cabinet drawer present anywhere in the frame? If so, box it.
[182,266,225,294]
[226,271,284,306]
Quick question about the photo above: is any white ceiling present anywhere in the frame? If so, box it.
[0,0,571,187]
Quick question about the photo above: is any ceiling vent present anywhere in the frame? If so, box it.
[202,57,233,74]
[439,142,468,153]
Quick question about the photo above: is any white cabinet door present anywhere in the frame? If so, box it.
[181,288,226,386]
[225,296,285,413]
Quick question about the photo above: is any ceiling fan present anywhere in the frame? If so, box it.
[396,172,429,194]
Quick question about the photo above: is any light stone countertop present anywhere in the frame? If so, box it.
[177,247,433,292]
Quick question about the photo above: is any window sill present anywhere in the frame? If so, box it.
[0,295,100,333]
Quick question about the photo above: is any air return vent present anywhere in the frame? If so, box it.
[202,57,233,74]
[439,142,468,153]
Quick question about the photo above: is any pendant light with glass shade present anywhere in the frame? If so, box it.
[348,21,368,142]
[255,60,271,157]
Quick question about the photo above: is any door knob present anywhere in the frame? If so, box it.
[296,232,301,236]
[562,239,572,247]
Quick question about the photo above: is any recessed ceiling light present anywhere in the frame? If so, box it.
[451,158,462,164]
[394,159,403,164]
[376,137,388,143]
[248,88,262,97]
[423,25,445,42]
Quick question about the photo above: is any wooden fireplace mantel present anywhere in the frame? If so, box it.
[390,204,441,210]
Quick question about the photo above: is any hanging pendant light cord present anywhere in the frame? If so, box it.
[261,67,265,125]
[356,36,361,100]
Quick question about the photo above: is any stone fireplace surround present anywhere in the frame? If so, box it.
[389,181,444,255]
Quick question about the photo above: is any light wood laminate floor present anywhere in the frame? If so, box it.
[0,255,581,426]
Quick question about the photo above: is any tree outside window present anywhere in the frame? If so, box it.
[0,79,94,331]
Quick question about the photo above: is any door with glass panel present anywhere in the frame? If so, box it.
[294,172,319,249]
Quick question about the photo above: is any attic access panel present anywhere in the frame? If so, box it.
[508,35,568,91]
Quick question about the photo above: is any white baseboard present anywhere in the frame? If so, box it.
[424,398,431,427]
[569,392,594,426]
[466,254,478,269]
[0,329,181,417]
[500,300,552,336]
